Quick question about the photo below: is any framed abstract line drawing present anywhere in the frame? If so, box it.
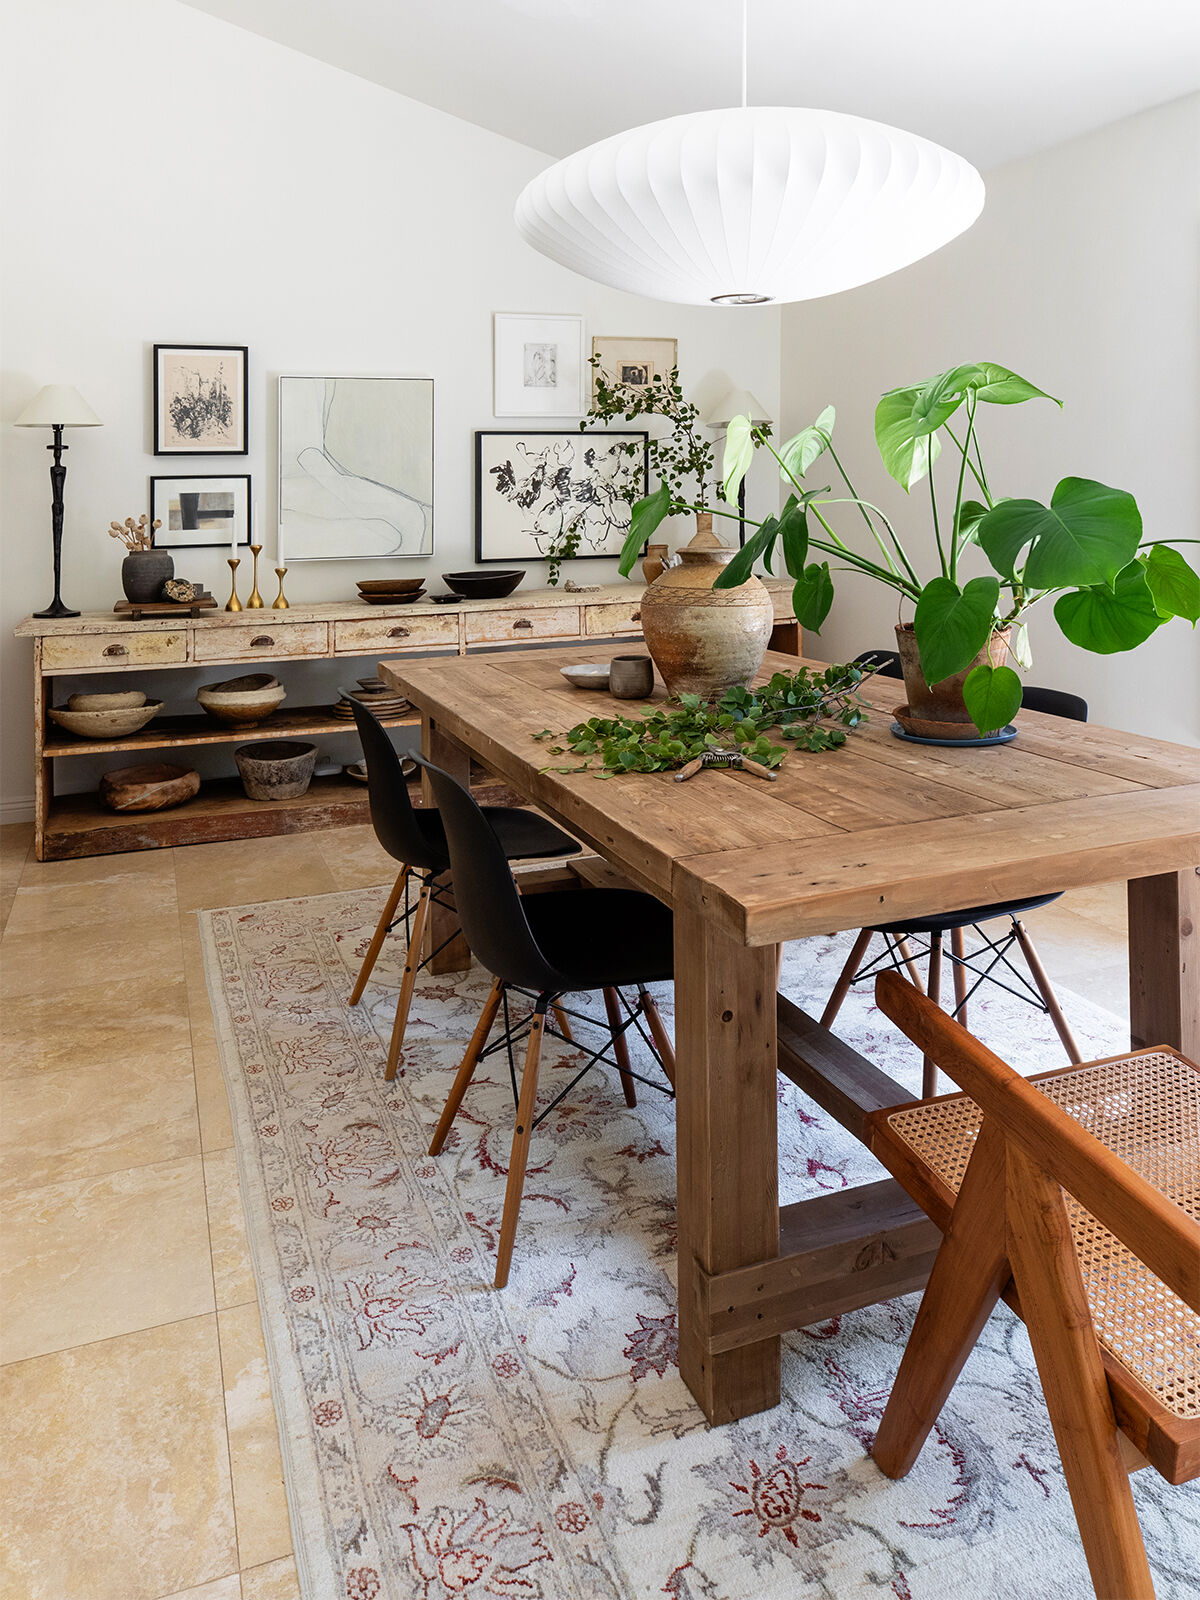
[278,375,434,562]
[475,430,648,565]
[590,336,679,398]
[153,344,248,455]
[493,313,585,417]
[150,474,251,549]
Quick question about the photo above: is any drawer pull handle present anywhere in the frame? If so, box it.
[102,643,128,658]
[250,634,274,648]
[388,626,411,639]
[630,610,641,622]
[512,618,533,630]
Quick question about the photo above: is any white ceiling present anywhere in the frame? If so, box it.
[183,0,1200,168]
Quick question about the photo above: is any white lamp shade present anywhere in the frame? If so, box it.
[15,385,102,427]
[705,387,772,427]
[516,106,984,306]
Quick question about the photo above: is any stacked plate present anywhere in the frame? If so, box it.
[356,577,427,606]
[330,678,410,722]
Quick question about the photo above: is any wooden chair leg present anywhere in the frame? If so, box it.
[604,986,637,1106]
[1005,1146,1154,1600]
[950,925,969,1029]
[495,1004,546,1288]
[820,928,873,1028]
[1011,919,1083,1064]
[551,1000,575,1042]
[894,937,926,994]
[384,880,431,1082]
[428,978,505,1155]
[640,988,676,1088]
[922,932,943,1098]
[872,1122,1009,1479]
[349,865,409,1005]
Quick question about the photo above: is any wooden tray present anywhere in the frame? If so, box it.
[113,594,218,619]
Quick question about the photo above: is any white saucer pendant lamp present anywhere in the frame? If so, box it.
[515,105,984,306]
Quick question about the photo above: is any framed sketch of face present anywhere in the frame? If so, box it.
[153,344,248,455]
[493,313,585,417]
[591,336,679,399]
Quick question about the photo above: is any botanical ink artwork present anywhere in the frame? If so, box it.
[475,429,648,578]
[154,344,248,455]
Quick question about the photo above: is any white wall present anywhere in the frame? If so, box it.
[0,0,781,817]
[780,93,1200,746]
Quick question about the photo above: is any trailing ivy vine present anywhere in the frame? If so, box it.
[533,664,872,777]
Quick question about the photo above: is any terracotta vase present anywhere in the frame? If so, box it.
[894,623,1014,738]
[638,513,775,699]
[641,542,669,585]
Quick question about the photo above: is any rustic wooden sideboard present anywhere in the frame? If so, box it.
[16,582,799,861]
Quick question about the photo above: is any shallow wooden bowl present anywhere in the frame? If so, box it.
[99,762,200,812]
[49,700,163,738]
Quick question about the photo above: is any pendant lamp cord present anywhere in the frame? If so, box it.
[740,0,748,107]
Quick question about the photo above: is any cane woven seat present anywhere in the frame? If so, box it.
[884,1049,1200,1422]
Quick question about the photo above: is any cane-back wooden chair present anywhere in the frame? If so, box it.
[863,970,1200,1600]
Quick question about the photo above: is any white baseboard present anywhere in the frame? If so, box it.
[0,795,35,825]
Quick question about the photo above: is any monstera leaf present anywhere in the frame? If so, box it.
[721,414,756,501]
[618,482,671,577]
[876,363,1057,491]
[912,576,1001,687]
[962,662,1023,736]
[1054,560,1164,654]
[791,562,834,633]
[779,406,835,483]
[1142,544,1200,624]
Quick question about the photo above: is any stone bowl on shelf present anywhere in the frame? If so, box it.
[441,569,524,599]
[67,690,146,711]
[197,673,286,727]
[49,700,163,739]
[235,739,318,801]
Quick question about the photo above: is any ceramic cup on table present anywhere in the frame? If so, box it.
[609,654,655,700]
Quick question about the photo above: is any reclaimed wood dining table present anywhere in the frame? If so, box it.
[381,641,1200,1426]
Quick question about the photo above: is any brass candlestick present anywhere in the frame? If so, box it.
[246,543,265,608]
[271,566,290,609]
[225,557,243,611]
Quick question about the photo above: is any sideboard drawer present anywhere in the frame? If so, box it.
[193,621,330,663]
[465,605,581,645]
[584,600,645,637]
[334,615,459,654]
[42,630,188,671]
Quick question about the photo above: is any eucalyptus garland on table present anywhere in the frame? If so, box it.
[533,664,872,776]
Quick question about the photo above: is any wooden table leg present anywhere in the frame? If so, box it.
[421,713,472,974]
[1128,868,1199,1057]
[675,891,781,1424]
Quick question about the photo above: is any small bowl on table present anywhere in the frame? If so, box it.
[441,570,525,600]
[560,663,612,691]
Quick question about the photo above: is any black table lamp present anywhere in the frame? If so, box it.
[16,384,102,618]
[704,387,772,548]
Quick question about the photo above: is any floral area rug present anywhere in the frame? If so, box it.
[198,885,1200,1600]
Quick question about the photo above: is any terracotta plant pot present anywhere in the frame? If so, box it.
[638,514,774,699]
[894,623,1014,738]
[121,549,174,603]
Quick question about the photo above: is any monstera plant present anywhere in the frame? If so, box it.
[617,362,1199,735]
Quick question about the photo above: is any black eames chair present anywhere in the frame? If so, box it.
[414,752,676,1288]
[349,699,581,1080]
[824,652,1088,1092]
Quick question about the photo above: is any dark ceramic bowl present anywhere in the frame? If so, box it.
[440,569,525,599]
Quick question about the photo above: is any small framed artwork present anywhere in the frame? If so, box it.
[475,430,648,564]
[591,336,679,398]
[493,313,585,417]
[153,344,248,455]
[279,375,434,562]
[151,474,251,549]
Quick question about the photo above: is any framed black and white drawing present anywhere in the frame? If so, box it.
[493,313,585,417]
[153,344,248,455]
[475,430,648,564]
[278,375,434,562]
[151,474,251,549]
[591,336,678,398]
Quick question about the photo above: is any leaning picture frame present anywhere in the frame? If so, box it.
[475,429,648,564]
[153,343,248,455]
[278,375,435,562]
[150,474,252,549]
[493,313,585,417]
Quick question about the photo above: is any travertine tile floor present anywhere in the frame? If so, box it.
[0,819,1131,1599]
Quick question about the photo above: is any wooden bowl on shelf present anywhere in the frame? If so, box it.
[197,673,286,727]
[99,762,200,812]
[49,700,163,739]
